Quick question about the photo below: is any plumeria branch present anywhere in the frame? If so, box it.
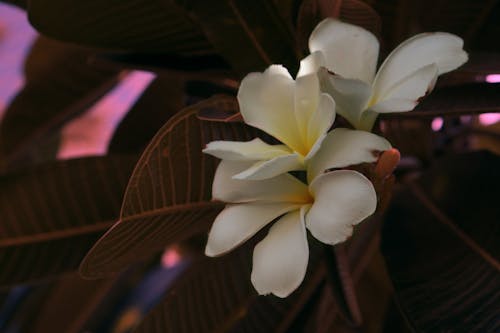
[202,16,466,298]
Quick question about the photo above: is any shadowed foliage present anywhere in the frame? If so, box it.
[382,151,500,333]
[80,96,262,278]
[0,155,137,287]
[0,36,121,171]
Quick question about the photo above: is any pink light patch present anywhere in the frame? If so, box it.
[479,113,500,126]
[58,71,155,159]
[431,117,443,131]
[162,247,182,268]
[485,74,500,83]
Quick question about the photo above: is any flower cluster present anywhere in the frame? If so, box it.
[203,18,467,297]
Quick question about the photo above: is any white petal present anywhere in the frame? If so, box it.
[233,154,303,180]
[297,51,326,78]
[203,138,292,161]
[309,18,379,83]
[295,73,320,144]
[304,133,325,161]
[370,63,438,113]
[306,93,335,149]
[212,160,310,204]
[205,202,300,256]
[308,128,391,182]
[238,65,305,154]
[251,207,310,297]
[319,68,372,128]
[266,64,293,78]
[372,32,468,100]
[357,110,380,132]
[369,99,419,114]
[306,170,377,245]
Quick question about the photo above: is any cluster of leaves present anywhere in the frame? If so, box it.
[0,0,499,332]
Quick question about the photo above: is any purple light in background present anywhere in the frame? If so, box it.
[58,71,155,159]
[479,113,500,125]
[162,247,182,268]
[0,3,36,116]
[431,117,444,131]
[485,74,500,83]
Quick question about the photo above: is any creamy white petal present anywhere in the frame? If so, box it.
[203,138,292,161]
[319,68,372,128]
[297,51,326,78]
[232,154,303,180]
[306,171,377,245]
[295,73,320,144]
[205,202,300,256]
[238,65,305,154]
[369,99,420,114]
[307,128,391,182]
[212,160,310,204]
[306,93,335,149]
[372,32,468,100]
[251,207,310,297]
[370,63,438,113]
[309,18,379,83]
[266,64,293,78]
[357,109,381,132]
[304,133,326,161]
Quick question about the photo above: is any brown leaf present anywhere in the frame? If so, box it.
[134,207,390,333]
[0,35,120,171]
[80,96,261,279]
[108,74,186,153]
[133,239,326,333]
[175,0,299,75]
[382,151,500,332]
[27,0,212,54]
[0,155,137,287]
[24,273,118,333]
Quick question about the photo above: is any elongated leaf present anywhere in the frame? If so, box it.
[416,0,497,44]
[134,210,387,332]
[90,52,231,77]
[80,96,260,278]
[382,151,500,332]
[108,75,185,153]
[133,238,324,333]
[175,0,298,75]
[27,0,212,54]
[0,155,137,287]
[0,35,120,171]
[23,273,118,333]
[28,0,299,75]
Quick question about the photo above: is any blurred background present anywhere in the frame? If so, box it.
[0,1,499,332]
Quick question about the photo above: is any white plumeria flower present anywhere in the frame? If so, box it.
[205,129,391,297]
[299,18,468,131]
[203,65,336,180]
